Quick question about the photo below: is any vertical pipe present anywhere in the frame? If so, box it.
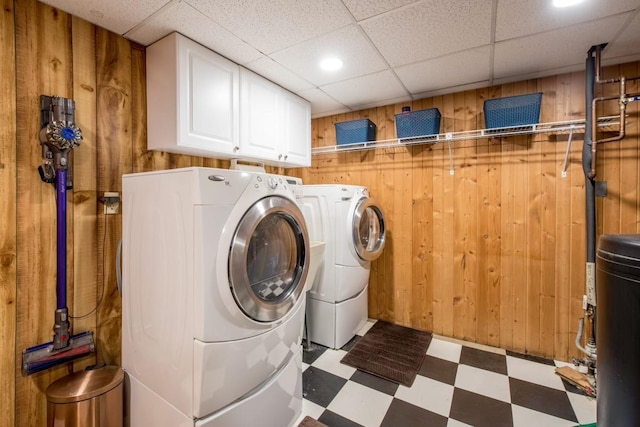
[584,54,596,267]
[56,169,67,310]
[582,50,597,369]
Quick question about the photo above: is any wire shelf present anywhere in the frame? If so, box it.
[312,116,621,155]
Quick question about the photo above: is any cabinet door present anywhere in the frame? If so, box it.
[280,91,311,167]
[147,33,239,157]
[179,37,239,155]
[240,68,281,162]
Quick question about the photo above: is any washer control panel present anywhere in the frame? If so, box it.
[251,174,287,192]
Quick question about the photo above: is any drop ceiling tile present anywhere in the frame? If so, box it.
[320,70,409,108]
[352,95,414,112]
[491,64,582,87]
[124,1,262,64]
[342,0,417,21]
[496,0,640,41]
[39,0,168,34]
[494,13,631,79]
[603,10,640,61]
[270,25,387,87]
[187,0,354,54]
[296,88,349,118]
[361,0,492,67]
[395,46,491,94]
[412,80,491,100]
[243,57,315,92]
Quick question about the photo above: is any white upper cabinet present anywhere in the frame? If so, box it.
[240,68,311,167]
[147,33,240,157]
[146,33,311,168]
[280,89,312,167]
[240,68,281,162]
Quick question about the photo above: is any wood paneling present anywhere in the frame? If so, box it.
[15,2,76,424]
[300,65,640,360]
[0,1,17,426]
[95,27,131,367]
[70,15,98,361]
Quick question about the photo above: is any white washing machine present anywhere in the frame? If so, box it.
[300,185,385,349]
[122,166,310,427]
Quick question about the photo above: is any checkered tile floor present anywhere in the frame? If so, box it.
[296,321,596,427]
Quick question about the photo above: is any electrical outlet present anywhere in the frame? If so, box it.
[103,192,120,215]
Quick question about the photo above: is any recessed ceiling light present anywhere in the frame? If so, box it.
[320,57,343,72]
[552,0,584,7]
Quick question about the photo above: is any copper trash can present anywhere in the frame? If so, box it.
[46,365,124,427]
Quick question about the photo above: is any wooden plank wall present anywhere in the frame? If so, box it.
[0,1,17,426]
[1,1,639,425]
[295,63,640,362]
[3,2,236,426]
[14,3,77,425]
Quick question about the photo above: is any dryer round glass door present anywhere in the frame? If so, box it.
[229,195,310,322]
[352,198,385,262]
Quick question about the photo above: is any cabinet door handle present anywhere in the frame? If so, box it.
[284,155,288,160]
[233,146,239,152]
[278,153,283,159]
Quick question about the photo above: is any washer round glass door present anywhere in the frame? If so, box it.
[229,195,309,322]
[352,198,385,262]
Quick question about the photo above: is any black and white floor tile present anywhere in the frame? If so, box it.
[297,321,596,427]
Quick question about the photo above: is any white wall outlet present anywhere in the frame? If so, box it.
[103,192,120,215]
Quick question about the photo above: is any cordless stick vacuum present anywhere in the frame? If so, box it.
[22,96,95,376]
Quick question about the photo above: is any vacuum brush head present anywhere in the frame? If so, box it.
[22,331,95,376]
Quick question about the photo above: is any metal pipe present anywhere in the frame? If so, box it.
[583,54,596,268]
[576,317,598,360]
[589,90,627,178]
[588,45,629,179]
[592,43,623,85]
[580,51,598,369]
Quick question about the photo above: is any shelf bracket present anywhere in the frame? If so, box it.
[561,126,575,178]
[447,135,454,175]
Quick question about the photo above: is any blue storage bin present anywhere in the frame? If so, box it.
[335,119,376,145]
[484,92,543,129]
[395,108,441,139]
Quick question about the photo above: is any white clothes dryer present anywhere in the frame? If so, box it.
[300,184,385,349]
[122,167,309,427]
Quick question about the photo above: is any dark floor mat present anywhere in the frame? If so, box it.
[340,321,432,387]
[297,415,329,427]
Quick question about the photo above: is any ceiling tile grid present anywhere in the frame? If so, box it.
[495,0,640,41]
[602,9,640,61]
[243,56,316,93]
[342,0,419,21]
[270,25,388,87]
[188,0,355,54]
[493,13,633,79]
[394,46,492,94]
[40,0,640,118]
[320,69,410,108]
[39,0,168,34]
[296,87,350,117]
[360,0,493,67]
[124,1,264,65]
